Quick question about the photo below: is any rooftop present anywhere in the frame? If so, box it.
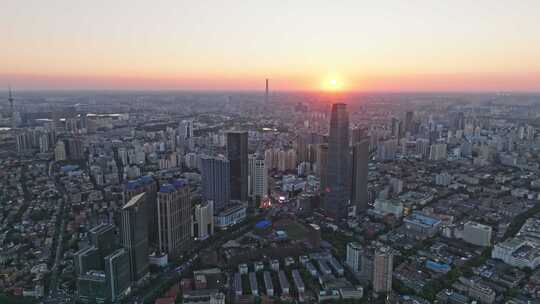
[159,184,176,193]
[123,192,145,209]
[405,212,441,227]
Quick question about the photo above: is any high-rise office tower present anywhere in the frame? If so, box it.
[74,246,100,276]
[77,272,108,303]
[352,128,367,144]
[193,201,214,240]
[67,137,85,160]
[404,111,414,134]
[157,179,192,258]
[346,242,363,273]
[351,134,369,211]
[124,175,158,247]
[180,120,194,140]
[120,193,149,283]
[316,143,328,190]
[104,248,131,302]
[248,154,268,199]
[201,155,230,214]
[89,224,116,269]
[227,131,248,202]
[391,117,402,140]
[373,246,393,294]
[453,112,465,131]
[302,132,325,163]
[296,134,308,163]
[75,224,130,303]
[324,103,350,219]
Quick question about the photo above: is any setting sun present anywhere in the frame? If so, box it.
[322,76,344,91]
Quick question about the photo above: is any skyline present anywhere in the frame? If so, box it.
[2,1,540,92]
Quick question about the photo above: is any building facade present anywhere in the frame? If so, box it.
[124,175,158,246]
[372,246,393,294]
[193,201,214,240]
[215,205,246,229]
[463,221,492,247]
[248,154,268,199]
[324,103,350,219]
[346,242,363,273]
[104,249,131,302]
[227,131,248,202]
[201,155,230,214]
[157,180,192,258]
[120,193,149,283]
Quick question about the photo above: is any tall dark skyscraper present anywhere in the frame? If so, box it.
[124,175,158,247]
[201,155,230,214]
[120,193,149,283]
[104,248,131,302]
[75,223,131,303]
[351,130,369,212]
[66,137,85,160]
[324,103,350,219]
[453,111,465,131]
[227,131,248,202]
[391,117,402,140]
[89,223,116,269]
[404,111,414,134]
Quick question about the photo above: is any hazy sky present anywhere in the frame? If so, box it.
[2,0,540,91]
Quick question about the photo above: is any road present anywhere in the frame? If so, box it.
[8,162,32,226]
[45,168,70,301]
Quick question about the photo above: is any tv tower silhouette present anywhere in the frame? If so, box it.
[8,86,15,129]
[265,78,269,103]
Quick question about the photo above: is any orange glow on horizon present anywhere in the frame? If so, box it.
[2,1,540,91]
[2,71,540,92]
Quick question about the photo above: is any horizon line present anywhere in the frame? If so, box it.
[2,88,540,95]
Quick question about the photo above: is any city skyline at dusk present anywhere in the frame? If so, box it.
[2,0,540,92]
[2,2,540,303]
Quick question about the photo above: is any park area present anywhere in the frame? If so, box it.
[274,218,308,241]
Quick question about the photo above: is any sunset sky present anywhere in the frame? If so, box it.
[2,0,540,91]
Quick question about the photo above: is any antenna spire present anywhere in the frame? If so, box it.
[8,85,15,129]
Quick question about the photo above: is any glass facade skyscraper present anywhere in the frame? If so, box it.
[201,155,230,214]
[227,131,248,202]
[120,193,149,283]
[324,103,350,219]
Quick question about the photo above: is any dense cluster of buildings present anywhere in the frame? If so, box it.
[1,91,540,303]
